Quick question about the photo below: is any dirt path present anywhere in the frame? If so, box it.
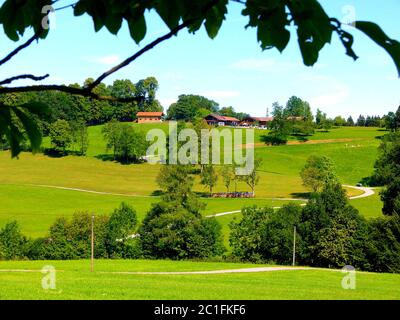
[26,184,155,198]
[206,185,375,218]
[101,266,314,275]
[243,138,367,149]
[19,183,374,219]
[344,185,375,200]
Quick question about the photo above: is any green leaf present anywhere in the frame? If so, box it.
[105,14,123,35]
[13,107,42,153]
[155,0,182,30]
[74,1,88,16]
[289,0,333,66]
[0,103,44,157]
[128,14,147,44]
[257,5,290,52]
[355,21,400,77]
[204,0,228,39]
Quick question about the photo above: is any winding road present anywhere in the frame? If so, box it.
[206,185,375,218]
[22,183,375,219]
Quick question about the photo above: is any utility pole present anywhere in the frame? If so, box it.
[91,214,95,272]
[292,225,297,266]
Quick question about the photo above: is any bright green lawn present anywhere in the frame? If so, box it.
[0,184,298,238]
[0,260,399,300]
[350,190,384,219]
[0,126,386,236]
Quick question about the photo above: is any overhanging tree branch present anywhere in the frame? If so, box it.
[87,0,220,91]
[0,74,50,86]
[0,32,41,67]
[1,0,220,102]
[86,21,194,91]
[0,85,143,102]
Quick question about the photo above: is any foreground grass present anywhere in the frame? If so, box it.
[0,260,399,300]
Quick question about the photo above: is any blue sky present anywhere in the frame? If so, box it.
[0,0,399,118]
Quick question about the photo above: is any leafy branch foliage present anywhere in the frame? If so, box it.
[1,0,399,74]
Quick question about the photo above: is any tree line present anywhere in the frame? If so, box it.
[0,76,161,155]
[166,94,249,122]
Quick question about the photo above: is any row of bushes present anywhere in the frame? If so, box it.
[230,183,400,273]
[0,203,140,260]
[1,184,399,274]
[0,201,224,261]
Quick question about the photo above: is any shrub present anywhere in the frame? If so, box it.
[0,221,28,260]
[49,119,72,154]
[229,206,273,262]
[106,202,140,258]
[230,204,302,264]
[37,213,109,260]
[261,133,288,146]
[261,204,303,265]
[102,121,149,163]
[299,183,370,268]
[140,201,224,259]
[366,214,400,273]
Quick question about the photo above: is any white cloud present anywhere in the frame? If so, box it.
[309,85,350,108]
[85,55,122,65]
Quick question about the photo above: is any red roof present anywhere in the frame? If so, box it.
[223,116,240,122]
[206,114,239,122]
[137,112,164,117]
[247,116,274,122]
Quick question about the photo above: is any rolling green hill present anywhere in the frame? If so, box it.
[0,125,386,238]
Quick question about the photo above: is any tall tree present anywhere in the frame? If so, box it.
[300,156,339,193]
[167,95,219,121]
[200,165,219,195]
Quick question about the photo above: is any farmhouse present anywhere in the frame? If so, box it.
[204,114,240,126]
[240,116,274,127]
[136,111,164,123]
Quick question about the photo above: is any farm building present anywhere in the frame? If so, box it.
[136,111,164,123]
[240,116,274,127]
[204,114,240,126]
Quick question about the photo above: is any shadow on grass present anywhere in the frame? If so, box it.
[43,148,84,158]
[151,190,163,196]
[290,192,312,199]
[94,154,146,165]
[95,154,116,162]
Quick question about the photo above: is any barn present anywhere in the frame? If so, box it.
[136,112,164,123]
[204,114,240,126]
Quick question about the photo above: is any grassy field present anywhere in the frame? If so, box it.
[0,183,298,238]
[0,125,385,237]
[0,260,399,300]
[0,125,394,300]
[350,190,384,219]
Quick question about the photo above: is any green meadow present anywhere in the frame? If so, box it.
[0,125,386,238]
[0,260,399,300]
[0,125,392,300]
